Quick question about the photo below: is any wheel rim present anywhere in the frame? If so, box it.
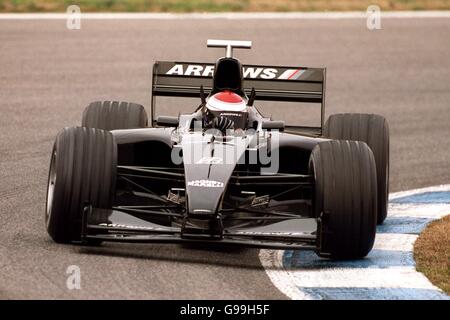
[45,150,56,228]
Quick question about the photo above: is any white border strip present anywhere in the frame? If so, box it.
[260,184,450,300]
[0,11,450,20]
[389,184,450,200]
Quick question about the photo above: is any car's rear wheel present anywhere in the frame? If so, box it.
[82,101,148,130]
[310,140,377,259]
[45,127,117,243]
[324,113,389,224]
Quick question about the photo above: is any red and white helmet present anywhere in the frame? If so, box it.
[205,91,248,130]
[206,90,247,112]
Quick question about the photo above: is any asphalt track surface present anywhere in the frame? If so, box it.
[0,17,449,299]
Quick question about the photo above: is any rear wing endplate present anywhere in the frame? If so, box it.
[151,61,326,133]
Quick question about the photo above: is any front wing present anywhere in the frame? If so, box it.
[81,205,318,250]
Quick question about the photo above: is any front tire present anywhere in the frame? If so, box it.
[45,127,117,243]
[310,140,377,259]
[324,113,389,224]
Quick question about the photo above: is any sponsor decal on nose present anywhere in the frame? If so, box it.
[187,180,224,188]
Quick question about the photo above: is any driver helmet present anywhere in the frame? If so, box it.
[205,90,248,130]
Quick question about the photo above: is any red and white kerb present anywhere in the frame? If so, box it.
[206,91,247,112]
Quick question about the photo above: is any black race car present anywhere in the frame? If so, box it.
[45,40,389,259]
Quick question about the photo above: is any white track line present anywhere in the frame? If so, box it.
[0,11,450,20]
[260,184,450,300]
[389,184,450,200]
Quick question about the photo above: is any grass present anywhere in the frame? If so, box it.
[1,0,450,13]
[414,214,450,294]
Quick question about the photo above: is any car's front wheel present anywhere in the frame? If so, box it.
[45,127,117,243]
[324,113,389,224]
[310,140,377,259]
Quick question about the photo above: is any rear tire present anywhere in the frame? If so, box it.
[82,101,148,130]
[310,140,377,259]
[324,113,389,224]
[45,127,117,243]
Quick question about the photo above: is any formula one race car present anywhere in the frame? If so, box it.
[45,40,389,259]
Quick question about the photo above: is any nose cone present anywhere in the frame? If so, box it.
[181,133,250,216]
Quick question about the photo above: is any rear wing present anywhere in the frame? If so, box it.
[151,61,326,134]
